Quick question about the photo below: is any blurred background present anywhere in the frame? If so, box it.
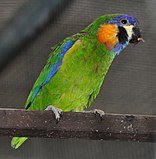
[0,0,155,158]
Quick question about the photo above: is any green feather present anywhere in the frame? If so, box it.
[11,137,28,149]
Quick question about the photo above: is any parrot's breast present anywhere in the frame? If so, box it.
[30,37,115,112]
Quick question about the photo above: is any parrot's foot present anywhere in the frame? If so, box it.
[93,109,105,118]
[45,105,62,122]
[84,109,105,119]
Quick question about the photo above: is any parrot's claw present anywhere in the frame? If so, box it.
[93,109,105,118]
[45,105,62,122]
[84,109,105,119]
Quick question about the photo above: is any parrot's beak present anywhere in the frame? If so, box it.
[129,27,145,44]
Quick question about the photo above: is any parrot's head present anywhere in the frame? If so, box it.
[85,14,144,55]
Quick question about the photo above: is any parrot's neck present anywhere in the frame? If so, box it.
[111,41,129,55]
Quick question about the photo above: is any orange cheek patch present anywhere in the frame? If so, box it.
[98,24,118,50]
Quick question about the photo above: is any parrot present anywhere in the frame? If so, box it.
[11,14,143,149]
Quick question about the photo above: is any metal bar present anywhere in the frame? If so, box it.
[0,109,155,142]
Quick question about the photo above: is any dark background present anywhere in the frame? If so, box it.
[0,0,155,158]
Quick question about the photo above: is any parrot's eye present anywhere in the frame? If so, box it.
[121,19,128,25]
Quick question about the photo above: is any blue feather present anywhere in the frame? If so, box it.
[27,40,76,107]
[43,40,76,85]
[111,41,128,55]
[107,14,137,26]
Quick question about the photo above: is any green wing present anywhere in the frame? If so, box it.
[25,33,86,110]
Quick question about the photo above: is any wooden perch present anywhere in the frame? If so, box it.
[0,109,155,142]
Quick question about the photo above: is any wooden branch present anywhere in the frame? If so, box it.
[0,109,155,142]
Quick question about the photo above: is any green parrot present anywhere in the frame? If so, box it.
[11,14,143,149]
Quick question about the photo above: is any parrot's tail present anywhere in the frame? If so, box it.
[11,137,28,149]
